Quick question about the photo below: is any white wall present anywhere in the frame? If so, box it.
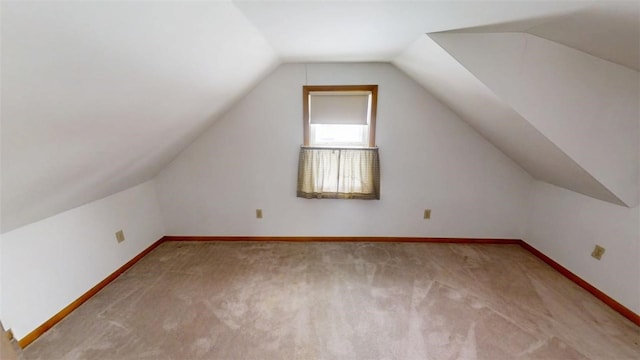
[1,180,165,339]
[393,34,619,208]
[525,181,640,314]
[1,1,279,233]
[0,239,3,322]
[156,63,532,238]
[431,33,639,208]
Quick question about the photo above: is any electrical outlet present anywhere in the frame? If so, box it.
[115,230,125,243]
[591,245,605,260]
[256,209,263,219]
[423,209,431,219]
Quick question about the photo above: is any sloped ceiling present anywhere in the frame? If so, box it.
[528,1,639,71]
[2,1,638,233]
[425,32,638,207]
[392,34,628,206]
[452,1,640,71]
[1,1,279,232]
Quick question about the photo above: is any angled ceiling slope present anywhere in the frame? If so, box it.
[393,35,627,207]
[1,1,279,233]
[527,1,640,71]
[395,31,639,207]
[430,32,638,207]
[454,1,640,71]
[1,0,630,233]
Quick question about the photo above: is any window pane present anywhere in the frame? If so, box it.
[311,124,368,147]
[303,85,378,147]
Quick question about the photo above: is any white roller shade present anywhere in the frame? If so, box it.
[309,92,370,125]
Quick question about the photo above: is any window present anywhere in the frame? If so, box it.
[303,85,377,147]
[297,85,380,200]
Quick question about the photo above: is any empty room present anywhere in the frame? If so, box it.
[1,1,639,359]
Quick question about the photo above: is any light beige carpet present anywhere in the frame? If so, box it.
[20,241,639,359]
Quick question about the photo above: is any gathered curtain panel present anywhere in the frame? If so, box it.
[297,147,380,200]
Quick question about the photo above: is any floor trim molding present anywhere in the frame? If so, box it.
[18,235,639,348]
[162,236,521,244]
[519,241,640,327]
[17,238,166,349]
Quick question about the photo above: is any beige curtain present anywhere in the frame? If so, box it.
[297,147,380,199]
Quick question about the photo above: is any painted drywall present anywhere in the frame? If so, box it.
[234,1,591,62]
[155,63,532,238]
[0,238,3,323]
[1,180,165,339]
[431,33,639,207]
[1,1,278,233]
[525,181,640,314]
[393,34,619,207]
[527,1,640,71]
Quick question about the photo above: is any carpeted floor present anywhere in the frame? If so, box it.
[19,241,639,359]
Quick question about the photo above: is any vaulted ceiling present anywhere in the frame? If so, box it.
[2,1,638,232]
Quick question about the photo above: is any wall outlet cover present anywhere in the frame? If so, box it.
[116,230,125,243]
[256,209,263,219]
[591,245,605,260]
[423,209,431,219]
